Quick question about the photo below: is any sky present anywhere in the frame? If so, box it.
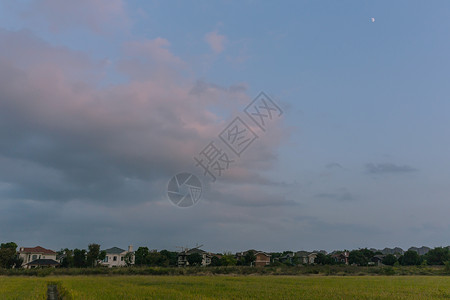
[0,0,449,253]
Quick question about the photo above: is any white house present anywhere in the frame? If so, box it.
[100,246,134,267]
[18,246,59,269]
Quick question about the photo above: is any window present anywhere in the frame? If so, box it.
[103,256,108,262]
[32,255,37,260]
[121,257,124,261]
[113,256,117,261]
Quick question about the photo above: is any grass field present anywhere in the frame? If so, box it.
[0,275,449,299]
[0,277,48,300]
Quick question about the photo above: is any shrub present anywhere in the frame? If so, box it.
[445,261,450,274]
[383,267,395,275]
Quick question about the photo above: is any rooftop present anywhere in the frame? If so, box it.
[19,246,56,255]
[103,247,126,254]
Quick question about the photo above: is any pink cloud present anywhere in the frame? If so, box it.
[204,31,227,54]
[117,38,188,81]
[26,0,130,33]
[125,38,184,65]
[0,28,287,210]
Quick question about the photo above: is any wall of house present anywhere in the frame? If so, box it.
[101,252,135,267]
[19,252,57,268]
[255,253,270,267]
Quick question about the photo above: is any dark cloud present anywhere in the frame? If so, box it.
[315,189,355,202]
[365,163,418,174]
[325,162,343,169]
[0,28,291,250]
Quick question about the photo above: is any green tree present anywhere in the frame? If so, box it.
[99,250,106,262]
[314,253,328,265]
[87,244,102,267]
[445,261,450,274]
[314,253,335,265]
[220,253,237,266]
[244,250,256,266]
[382,254,398,266]
[135,247,149,266]
[360,249,375,261]
[60,249,74,268]
[0,242,18,269]
[124,252,134,266]
[425,247,450,265]
[349,250,369,266]
[348,249,374,266]
[210,256,221,266]
[160,250,178,267]
[399,250,421,266]
[187,252,203,266]
[73,249,87,268]
[146,251,163,266]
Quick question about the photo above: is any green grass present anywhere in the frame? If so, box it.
[1,275,449,299]
[0,276,47,300]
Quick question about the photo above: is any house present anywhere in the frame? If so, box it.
[18,246,58,269]
[177,247,211,267]
[331,251,349,265]
[296,251,318,264]
[100,246,134,267]
[279,252,295,264]
[371,255,384,266]
[254,252,271,267]
[236,250,271,267]
[26,259,60,268]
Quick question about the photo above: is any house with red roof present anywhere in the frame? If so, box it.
[18,246,59,269]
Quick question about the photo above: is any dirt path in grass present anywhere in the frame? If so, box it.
[47,284,58,300]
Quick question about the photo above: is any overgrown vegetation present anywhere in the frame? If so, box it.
[0,264,449,277]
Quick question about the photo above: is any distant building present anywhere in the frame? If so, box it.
[279,252,295,264]
[381,247,404,255]
[331,251,349,265]
[100,246,134,267]
[296,251,318,264]
[371,255,385,266]
[408,246,431,256]
[18,246,58,269]
[26,259,60,268]
[254,252,271,267]
[177,248,211,267]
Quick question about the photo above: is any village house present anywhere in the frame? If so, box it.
[236,250,271,267]
[18,246,59,269]
[331,251,350,265]
[278,252,295,264]
[371,255,385,266]
[296,251,318,264]
[100,246,134,267]
[177,247,211,267]
[254,252,271,267]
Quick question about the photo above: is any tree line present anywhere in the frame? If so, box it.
[312,247,450,266]
[1,242,449,269]
[59,244,106,268]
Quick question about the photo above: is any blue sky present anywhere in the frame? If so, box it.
[0,0,449,253]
